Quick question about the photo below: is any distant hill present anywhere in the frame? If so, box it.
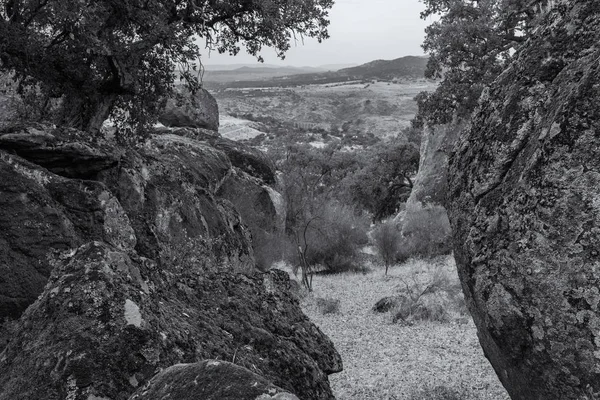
[201,65,328,83]
[336,56,428,80]
[203,56,429,89]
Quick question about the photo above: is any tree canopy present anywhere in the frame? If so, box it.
[414,0,556,127]
[0,0,333,132]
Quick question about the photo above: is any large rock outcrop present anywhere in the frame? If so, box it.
[98,133,254,268]
[0,148,134,319]
[406,123,460,206]
[0,126,254,320]
[0,91,337,398]
[447,2,600,399]
[0,242,340,399]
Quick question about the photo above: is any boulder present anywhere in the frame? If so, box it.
[159,88,219,131]
[211,137,277,185]
[372,296,404,313]
[218,169,279,234]
[210,137,284,270]
[129,360,299,400]
[447,2,600,399]
[0,150,135,320]
[0,242,341,400]
[98,133,254,269]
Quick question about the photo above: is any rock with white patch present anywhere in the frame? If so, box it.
[0,242,341,400]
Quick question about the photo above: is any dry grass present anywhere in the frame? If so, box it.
[291,256,510,400]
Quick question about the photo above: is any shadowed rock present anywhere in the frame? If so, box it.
[129,360,299,400]
[447,2,600,398]
[0,124,119,179]
[211,137,277,185]
[372,296,404,313]
[0,150,135,320]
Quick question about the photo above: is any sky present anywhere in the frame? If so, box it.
[201,0,432,67]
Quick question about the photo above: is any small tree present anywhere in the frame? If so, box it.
[372,219,402,275]
[341,141,419,220]
[0,0,333,132]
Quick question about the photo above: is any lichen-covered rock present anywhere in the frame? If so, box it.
[128,360,299,400]
[159,88,219,131]
[218,169,279,233]
[0,242,341,400]
[98,133,254,270]
[0,150,135,320]
[447,2,600,399]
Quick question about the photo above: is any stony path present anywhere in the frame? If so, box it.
[297,258,510,400]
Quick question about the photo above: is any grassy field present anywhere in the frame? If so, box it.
[293,257,510,400]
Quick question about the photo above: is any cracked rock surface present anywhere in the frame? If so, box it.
[447,2,600,399]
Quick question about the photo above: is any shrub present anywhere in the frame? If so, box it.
[408,384,473,400]
[315,297,341,315]
[397,202,453,261]
[302,202,370,274]
[372,218,402,274]
[391,267,464,324]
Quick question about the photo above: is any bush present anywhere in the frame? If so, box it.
[408,384,474,400]
[391,267,464,324]
[316,297,341,315]
[302,202,370,274]
[372,218,402,274]
[397,202,452,261]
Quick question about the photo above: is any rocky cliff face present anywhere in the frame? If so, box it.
[447,2,600,399]
[406,123,460,206]
[0,90,339,399]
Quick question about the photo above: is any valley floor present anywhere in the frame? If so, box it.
[297,257,510,400]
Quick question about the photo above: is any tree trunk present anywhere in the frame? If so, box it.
[60,93,117,133]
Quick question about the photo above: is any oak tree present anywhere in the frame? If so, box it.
[0,0,333,132]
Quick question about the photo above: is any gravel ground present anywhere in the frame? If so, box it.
[296,257,511,400]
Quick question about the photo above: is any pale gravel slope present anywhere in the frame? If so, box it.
[298,258,510,400]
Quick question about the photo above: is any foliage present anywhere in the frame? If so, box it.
[315,297,340,315]
[340,139,419,220]
[372,219,402,275]
[397,202,453,261]
[271,135,419,282]
[415,0,553,127]
[0,0,333,132]
[300,202,370,274]
[391,266,464,325]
